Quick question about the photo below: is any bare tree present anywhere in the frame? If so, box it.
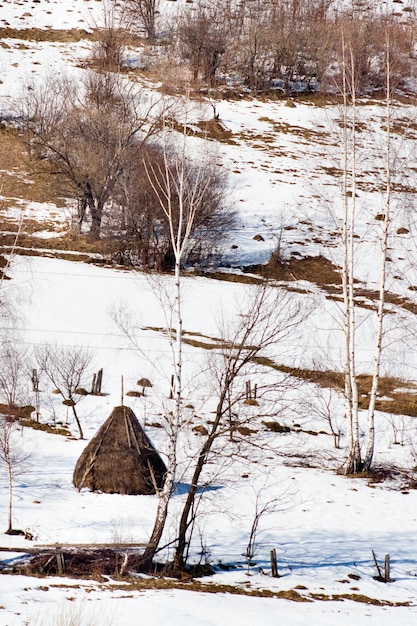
[0,416,30,534]
[301,387,344,449]
[34,345,94,440]
[132,122,222,571]
[176,2,230,85]
[228,0,270,91]
[328,8,414,96]
[173,282,305,572]
[113,121,233,570]
[18,72,163,240]
[223,0,335,93]
[123,0,160,42]
[362,28,395,471]
[332,24,401,474]
[0,344,28,409]
[202,1,415,95]
[339,28,361,474]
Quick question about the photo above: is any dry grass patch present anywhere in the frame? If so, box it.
[0,28,93,43]
[48,577,411,606]
[310,592,410,606]
[140,325,417,420]
[0,124,27,172]
[258,117,331,144]
[246,253,417,317]
[195,118,236,143]
[163,116,237,145]
[0,229,128,262]
[200,271,264,285]
[142,326,239,352]
[0,125,68,207]
[106,579,312,601]
[256,360,417,418]
[0,246,94,264]
[247,254,342,286]
[0,404,70,435]
[19,418,71,437]
[0,403,34,420]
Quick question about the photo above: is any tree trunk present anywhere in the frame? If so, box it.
[173,385,229,572]
[137,465,174,571]
[71,403,84,440]
[7,463,13,533]
[88,200,103,240]
[83,181,104,241]
[138,241,184,571]
[363,33,392,471]
[341,35,362,475]
[147,9,156,42]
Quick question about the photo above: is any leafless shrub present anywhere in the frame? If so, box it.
[90,1,130,71]
[245,480,290,574]
[301,387,345,449]
[173,282,308,571]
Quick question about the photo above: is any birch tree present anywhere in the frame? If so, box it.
[339,29,361,474]
[337,24,397,474]
[362,29,395,471]
[136,124,217,570]
[0,345,27,410]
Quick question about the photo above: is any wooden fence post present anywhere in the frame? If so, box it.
[96,368,103,393]
[31,369,41,423]
[56,551,65,575]
[91,369,104,395]
[270,548,279,578]
[384,554,390,582]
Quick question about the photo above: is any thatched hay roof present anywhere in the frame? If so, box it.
[73,406,166,495]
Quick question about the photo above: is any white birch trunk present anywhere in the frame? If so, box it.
[341,35,361,474]
[363,33,392,470]
[7,462,13,533]
[140,121,209,568]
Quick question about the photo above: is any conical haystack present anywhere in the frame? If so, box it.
[73,406,166,495]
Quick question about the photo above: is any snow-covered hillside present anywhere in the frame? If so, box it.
[1,1,417,625]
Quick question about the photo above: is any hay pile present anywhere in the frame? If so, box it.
[73,405,166,495]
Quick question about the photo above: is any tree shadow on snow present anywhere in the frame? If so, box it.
[173,482,224,496]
